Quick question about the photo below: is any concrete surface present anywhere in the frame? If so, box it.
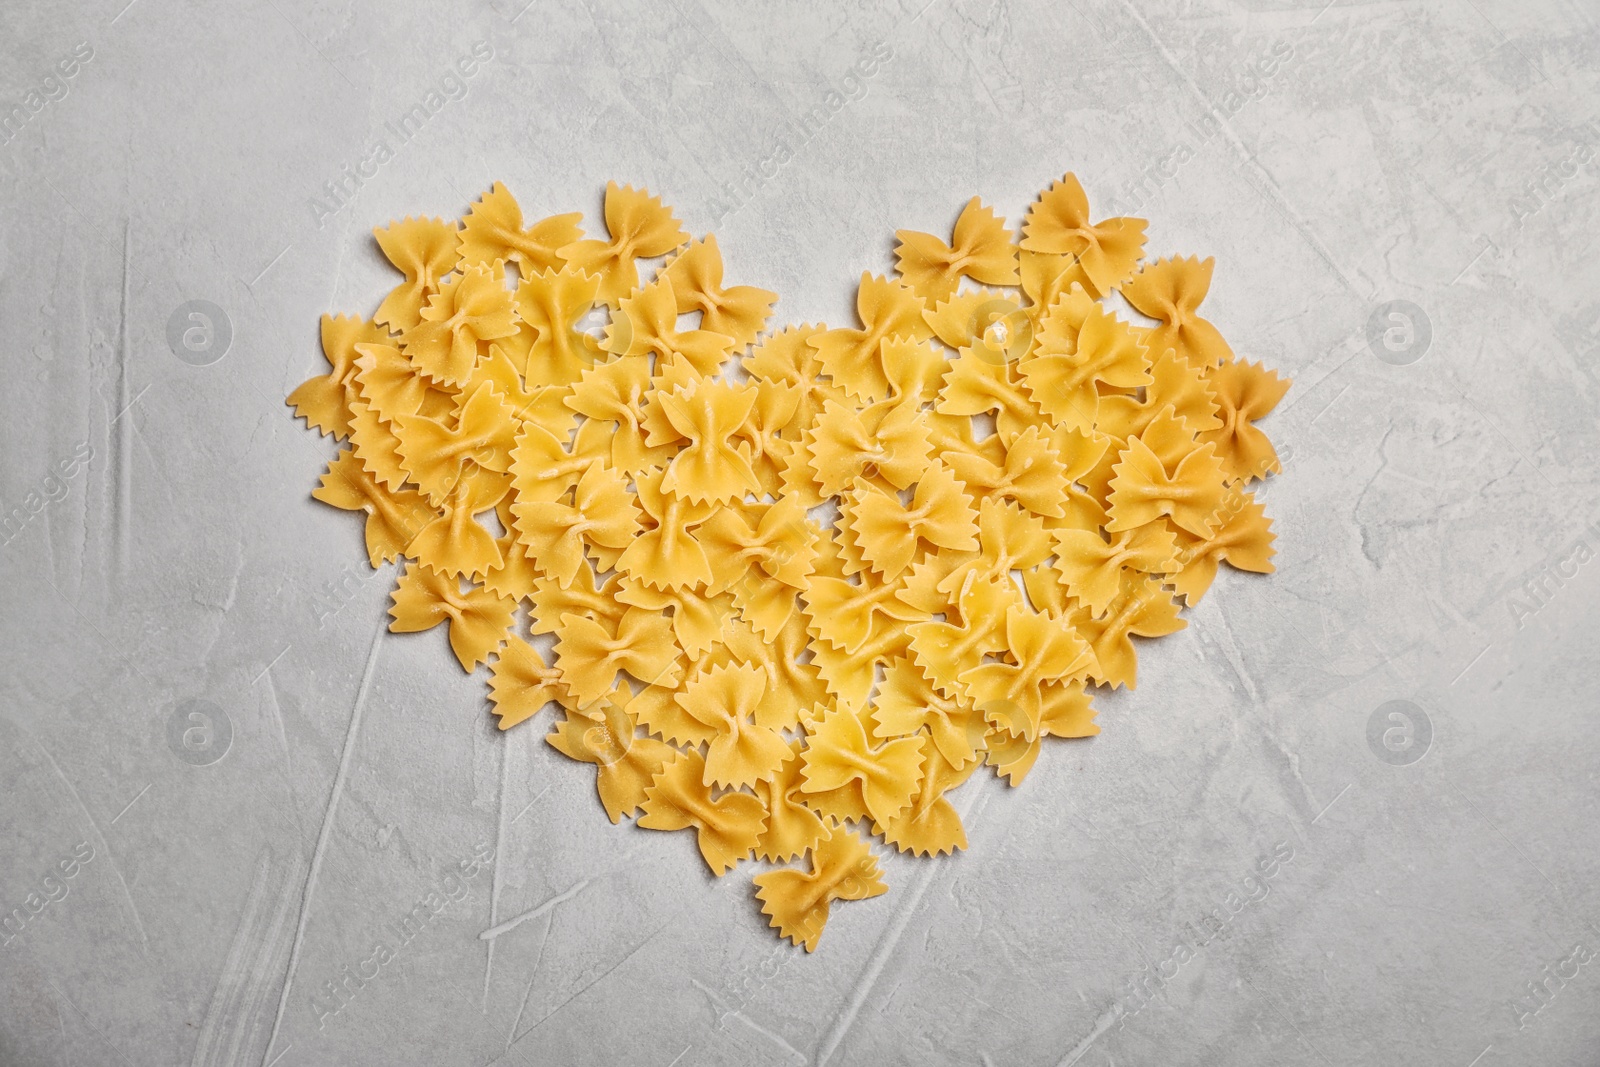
[2,1,1598,1065]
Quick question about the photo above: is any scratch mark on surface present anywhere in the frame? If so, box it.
[1306,383,1347,427]
[664,1045,692,1067]
[31,734,147,946]
[1241,975,1335,1065]
[1311,783,1353,825]
[505,911,554,1051]
[728,1009,806,1062]
[191,848,300,1067]
[44,973,136,1066]
[504,917,673,1051]
[479,879,590,941]
[815,782,994,1067]
[1450,642,1492,686]
[260,622,385,1067]
[114,220,132,590]
[110,782,150,825]
[1055,1000,1123,1063]
[484,737,511,1010]
[247,245,293,290]
[251,645,291,685]
[509,783,551,824]
[109,384,149,425]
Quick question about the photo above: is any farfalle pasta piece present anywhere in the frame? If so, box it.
[405,475,508,580]
[402,265,519,387]
[564,355,670,474]
[387,562,515,672]
[508,420,598,504]
[942,424,1071,519]
[1169,488,1277,605]
[934,345,1042,439]
[1075,573,1186,690]
[1106,431,1227,539]
[662,234,778,347]
[873,655,987,770]
[672,662,791,789]
[558,181,689,307]
[806,396,931,497]
[352,341,455,426]
[846,462,978,579]
[616,465,716,590]
[800,704,925,825]
[1119,256,1233,369]
[1020,173,1147,294]
[529,564,626,637]
[288,315,389,440]
[554,605,681,704]
[922,288,1024,353]
[745,324,842,435]
[874,746,978,857]
[697,497,817,597]
[1201,359,1291,482]
[905,574,1018,698]
[1094,347,1221,443]
[1020,303,1151,432]
[459,181,583,275]
[755,742,830,862]
[809,273,933,402]
[960,605,1097,740]
[939,498,1053,592]
[488,636,570,730]
[753,825,888,951]
[895,197,1020,300]
[311,448,434,567]
[638,750,766,875]
[393,382,518,506]
[513,265,605,385]
[373,216,460,330]
[510,463,640,587]
[606,276,736,376]
[802,568,921,655]
[546,691,678,824]
[657,379,760,504]
[1052,522,1179,617]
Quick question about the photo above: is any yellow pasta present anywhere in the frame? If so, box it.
[292,173,1289,952]
[895,196,1020,300]
[753,824,887,951]
[373,217,460,331]
[387,562,514,672]
[558,181,689,307]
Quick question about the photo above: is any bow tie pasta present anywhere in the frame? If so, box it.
[290,174,1288,951]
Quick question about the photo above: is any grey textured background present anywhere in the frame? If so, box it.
[2,1,1599,1065]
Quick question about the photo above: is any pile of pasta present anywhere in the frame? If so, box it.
[289,175,1287,951]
